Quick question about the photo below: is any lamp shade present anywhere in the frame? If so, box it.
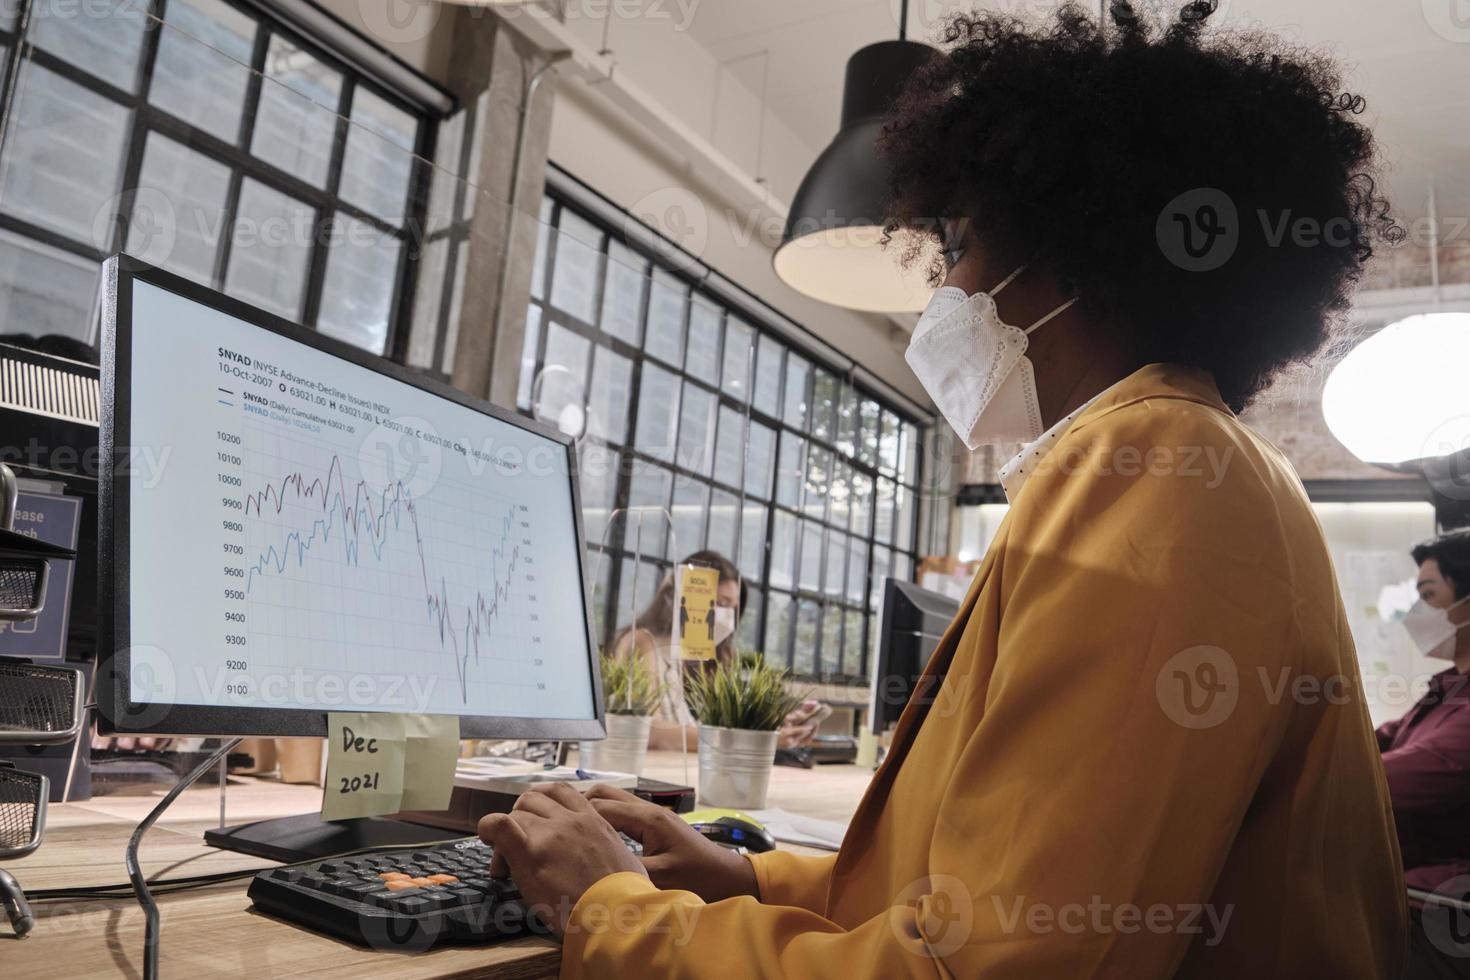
[1322,312,1470,465]
[773,40,936,313]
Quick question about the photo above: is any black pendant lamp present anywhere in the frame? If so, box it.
[772,8,935,313]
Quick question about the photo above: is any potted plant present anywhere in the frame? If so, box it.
[580,651,664,776]
[685,656,806,809]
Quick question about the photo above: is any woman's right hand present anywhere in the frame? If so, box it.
[585,784,760,902]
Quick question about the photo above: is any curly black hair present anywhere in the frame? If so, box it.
[1413,530,1470,601]
[879,0,1400,412]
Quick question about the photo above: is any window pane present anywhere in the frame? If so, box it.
[744,421,775,499]
[764,591,794,666]
[626,462,673,558]
[676,382,715,477]
[0,229,97,339]
[527,197,552,300]
[618,558,663,632]
[684,300,720,384]
[892,551,913,584]
[30,0,147,91]
[668,478,707,562]
[874,477,897,545]
[803,446,831,521]
[752,334,782,416]
[798,519,825,592]
[836,383,858,456]
[588,547,613,641]
[895,485,916,551]
[879,410,902,475]
[712,405,744,488]
[129,134,230,284]
[600,240,646,346]
[0,62,131,243]
[783,354,809,430]
[739,503,766,581]
[549,211,602,323]
[586,346,634,444]
[775,433,806,509]
[536,322,591,431]
[633,362,680,462]
[829,460,852,529]
[720,315,753,403]
[820,604,842,675]
[516,303,542,410]
[793,599,820,675]
[224,179,313,322]
[844,609,866,678]
[252,35,342,188]
[644,269,685,365]
[858,399,881,465]
[824,533,847,598]
[150,0,256,143]
[846,538,868,604]
[901,421,921,485]
[870,545,891,609]
[317,216,401,353]
[850,472,874,536]
[580,444,619,550]
[708,489,738,557]
[769,511,796,589]
[811,369,837,441]
[738,588,763,654]
[339,86,419,223]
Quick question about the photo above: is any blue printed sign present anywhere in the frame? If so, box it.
[0,492,82,661]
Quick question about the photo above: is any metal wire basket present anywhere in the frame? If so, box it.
[0,659,84,746]
[0,762,46,859]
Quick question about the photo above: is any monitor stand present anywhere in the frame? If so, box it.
[204,812,465,864]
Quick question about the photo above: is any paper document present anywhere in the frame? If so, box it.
[746,808,849,851]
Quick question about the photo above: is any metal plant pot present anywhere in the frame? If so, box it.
[580,713,653,776]
[697,725,779,809]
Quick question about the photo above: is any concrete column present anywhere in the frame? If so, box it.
[405,9,560,409]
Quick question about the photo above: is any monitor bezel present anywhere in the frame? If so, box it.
[97,256,607,739]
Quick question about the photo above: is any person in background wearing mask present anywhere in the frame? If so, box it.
[1379,530,1470,978]
[609,550,824,752]
[478,6,1405,975]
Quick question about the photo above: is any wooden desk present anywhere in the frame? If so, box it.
[3,751,873,978]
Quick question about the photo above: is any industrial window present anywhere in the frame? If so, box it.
[0,0,433,355]
[519,193,924,684]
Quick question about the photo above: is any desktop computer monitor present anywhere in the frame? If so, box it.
[96,258,605,742]
[869,577,960,735]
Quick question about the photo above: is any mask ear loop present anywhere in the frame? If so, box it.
[1024,296,1079,335]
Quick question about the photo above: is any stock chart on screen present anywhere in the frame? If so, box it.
[124,281,596,720]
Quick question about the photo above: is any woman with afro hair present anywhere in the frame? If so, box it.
[480,4,1407,976]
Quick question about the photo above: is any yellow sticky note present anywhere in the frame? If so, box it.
[399,714,460,811]
[676,565,720,661]
[322,712,407,822]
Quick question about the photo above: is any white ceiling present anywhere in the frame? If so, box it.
[684,0,1470,227]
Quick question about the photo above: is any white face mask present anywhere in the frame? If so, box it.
[712,606,736,645]
[905,265,1077,449]
[1403,595,1470,661]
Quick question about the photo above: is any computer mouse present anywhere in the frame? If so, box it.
[681,808,777,853]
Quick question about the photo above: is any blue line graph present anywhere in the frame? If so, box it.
[243,455,526,701]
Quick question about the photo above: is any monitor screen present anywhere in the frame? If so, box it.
[99,261,602,738]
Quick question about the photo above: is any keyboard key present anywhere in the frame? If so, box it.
[427,874,459,884]
[297,872,330,890]
[444,887,482,906]
[385,879,423,892]
[393,895,432,915]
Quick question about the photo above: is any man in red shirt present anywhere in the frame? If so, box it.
[1379,529,1470,977]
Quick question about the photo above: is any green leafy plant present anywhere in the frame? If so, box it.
[600,651,665,717]
[685,658,807,731]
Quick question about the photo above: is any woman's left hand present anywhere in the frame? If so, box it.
[477,783,648,936]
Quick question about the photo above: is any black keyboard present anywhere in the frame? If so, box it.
[247,835,643,951]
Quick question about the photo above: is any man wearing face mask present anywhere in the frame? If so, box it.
[478,5,1405,976]
[1377,530,1470,966]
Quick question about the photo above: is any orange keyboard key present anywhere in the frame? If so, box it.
[384,879,420,891]
[409,878,435,887]
[426,874,458,884]
[379,872,410,881]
